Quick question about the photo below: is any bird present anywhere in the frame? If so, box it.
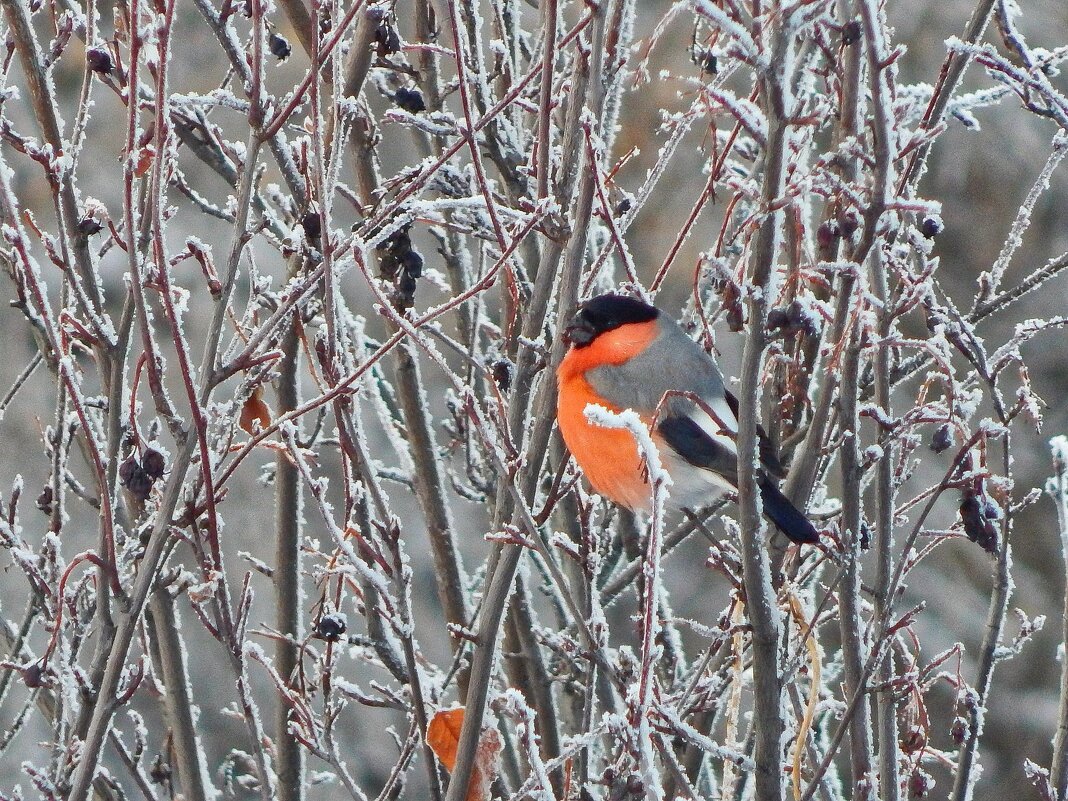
[556,293,819,545]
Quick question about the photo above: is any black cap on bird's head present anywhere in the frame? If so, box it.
[562,294,659,348]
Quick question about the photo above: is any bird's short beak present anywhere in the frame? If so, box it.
[563,316,594,347]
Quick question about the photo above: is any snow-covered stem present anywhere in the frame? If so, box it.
[836,319,876,799]
[898,0,997,190]
[735,9,791,800]
[1049,436,1068,798]
[274,259,304,801]
[146,586,215,801]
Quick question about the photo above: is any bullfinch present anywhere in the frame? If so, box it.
[556,293,819,545]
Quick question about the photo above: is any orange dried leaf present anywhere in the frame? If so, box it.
[427,707,501,801]
[134,144,155,177]
[239,386,271,435]
[427,707,464,772]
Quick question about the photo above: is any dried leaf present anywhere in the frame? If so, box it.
[134,144,156,177]
[427,706,501,801]
[427,707,464,772]
[239,386,271,435]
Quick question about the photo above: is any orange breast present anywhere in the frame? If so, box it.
[556,372,654,512]
[556,319,663,511]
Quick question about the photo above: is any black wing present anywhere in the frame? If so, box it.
[657,414,738,485]
[724,389,785,479]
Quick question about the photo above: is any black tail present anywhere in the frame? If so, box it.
[758,477,819,544]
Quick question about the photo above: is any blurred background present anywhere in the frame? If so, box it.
[1,1,1067,798]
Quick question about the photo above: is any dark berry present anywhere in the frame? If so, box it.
[396,270,417,299]
[842,20,862,46]
[149,754,172,785]
[900,725,926,754]
[726,303,744,333]
[693,47,717,76]
[316,613,347,642]
[22,662,46,689]
[119,455,139,484]
[626,773,643,796]
[399,248,423,278]
[491,358,513,392]
[816,220,839,252]
[141,448,166,481]
[375,20,401,56]
[268,32,292,61]
[908,770,930,798]
[86,47,113,75]
[767,308,790,332]
[78,216,103,236]
[839,211,860,236]
[394,86,426,113]
[950,716,968,744]
[930,423,953,454]
[859,519,871,550]
[301,210,322,241]
[920,215,943,238]
[960,487,998,555]
[125,468,153,502]
[36,486,53,514]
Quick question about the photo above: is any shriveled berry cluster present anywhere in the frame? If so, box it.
[119,448,166,502]
[376,224,423,310]
[959,478,1001,554]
